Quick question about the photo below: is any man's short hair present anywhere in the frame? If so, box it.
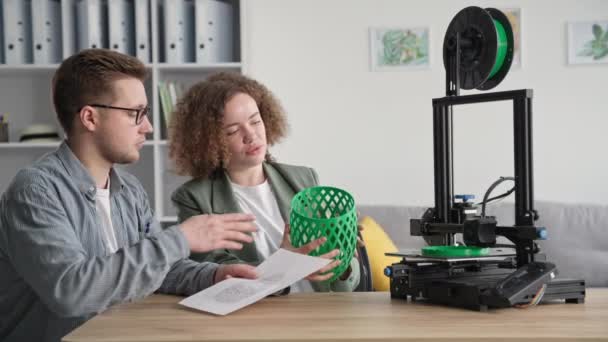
[52,49,148,135]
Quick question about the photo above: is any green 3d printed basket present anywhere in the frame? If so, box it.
[290,186,358,282]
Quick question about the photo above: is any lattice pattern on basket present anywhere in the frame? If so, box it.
[290,186,357,282]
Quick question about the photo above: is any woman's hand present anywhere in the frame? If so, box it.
[280,224,341,282]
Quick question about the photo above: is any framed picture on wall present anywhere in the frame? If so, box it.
[567,21,608,65]
[369,27,430,71]
[499,8,522,68]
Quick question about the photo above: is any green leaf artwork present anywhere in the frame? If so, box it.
[577,24,608,60]
[375,28,429,68]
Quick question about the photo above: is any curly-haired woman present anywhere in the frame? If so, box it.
[169,72,360,292]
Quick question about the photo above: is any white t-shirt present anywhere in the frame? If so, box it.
[230,179,314,293]
[96,184,119,254]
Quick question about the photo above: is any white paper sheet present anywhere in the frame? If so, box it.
[178,248,331,315]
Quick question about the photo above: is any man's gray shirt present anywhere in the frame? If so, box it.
[0,142,219,341]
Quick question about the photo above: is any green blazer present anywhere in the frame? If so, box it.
[171,162,360,292]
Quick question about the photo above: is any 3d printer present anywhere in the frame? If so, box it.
[385,7,586,311]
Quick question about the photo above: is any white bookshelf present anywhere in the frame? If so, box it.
[0,0,246,224]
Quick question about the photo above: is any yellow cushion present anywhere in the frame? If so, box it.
[359,216,399,291]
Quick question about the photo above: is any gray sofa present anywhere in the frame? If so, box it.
[359,201,608,287]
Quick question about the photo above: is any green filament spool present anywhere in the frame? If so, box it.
[488,19,508,79]
[443,7,514,91]
[290,186,358,283]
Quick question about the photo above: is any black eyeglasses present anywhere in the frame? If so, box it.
[89,104,150,125]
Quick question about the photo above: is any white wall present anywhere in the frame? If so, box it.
[244,0,608,206]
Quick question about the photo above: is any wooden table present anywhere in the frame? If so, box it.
[64,289,608,341]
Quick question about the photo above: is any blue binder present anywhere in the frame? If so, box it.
[31,0,62,64]
[108,0,135,55]
[76,0,107,50]
[195,0,234,63]
[134,0,150,63]
[3,0,33,64]
[162,0,195,63]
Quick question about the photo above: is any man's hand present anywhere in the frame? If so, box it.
[180,213,257,253]
[214,264,258,284]
[280,224,341,282]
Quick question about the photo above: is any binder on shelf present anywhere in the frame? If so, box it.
[158,81,171,138]
[0,0,4,63]
[134,0,150,63]
[3,0,33,64]
[161,0,194,63]
[158,80,184,131]
[195,0,234,63]
[60,0,77,58]
[168,82,179,108]
[108,0,135,56]
[31,0,62,64]
[76,0,106,50]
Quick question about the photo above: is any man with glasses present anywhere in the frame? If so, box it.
[0,49,259,342]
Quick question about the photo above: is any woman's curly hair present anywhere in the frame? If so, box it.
[169,72,288,179]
